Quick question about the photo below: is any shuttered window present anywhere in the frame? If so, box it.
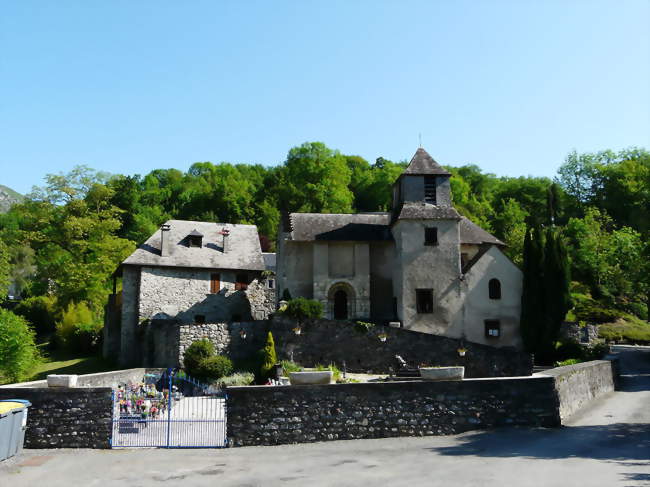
[210,273,220,294]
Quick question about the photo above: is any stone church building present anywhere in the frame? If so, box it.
[276,148,523,348]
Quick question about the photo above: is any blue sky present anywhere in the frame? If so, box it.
[1,0,649,195]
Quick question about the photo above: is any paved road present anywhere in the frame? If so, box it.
[1,346,648,487]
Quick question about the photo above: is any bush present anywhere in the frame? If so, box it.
[555,358,582,367]
[0,309,40,383]
[280,297,323,321]
[354,321,375,334]
[314,363,341,382]
[195,355,233,382]
[183,339,215,378]
[259,332,278,380]
[215,371,255,388]
[14,295,57,335]
[280,360,303,374]
[281,288,292,301]
[55,301,102,353]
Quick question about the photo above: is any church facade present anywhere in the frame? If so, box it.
[276,148,523,349]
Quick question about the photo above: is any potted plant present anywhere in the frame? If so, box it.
[377,332,388,342]
[457,346,467,357]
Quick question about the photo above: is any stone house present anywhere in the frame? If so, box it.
[276,148,523,348]
[104,220,275,365]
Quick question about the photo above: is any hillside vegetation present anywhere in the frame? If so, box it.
[0,143,648,381]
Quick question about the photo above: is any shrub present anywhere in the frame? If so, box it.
[354,321,375,334]
[259,332,278,380]
[183,339,215,378]
[0,309,40,383]
[55,301,102,353]
[280,297,323,321]
[195,355,233,382]
[14,295,58,335]
[215,371,255,388]
[555,358,582,367]
[280,360,303,374]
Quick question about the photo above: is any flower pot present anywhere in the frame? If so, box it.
[419,366,464,381]
[289,371,333,385]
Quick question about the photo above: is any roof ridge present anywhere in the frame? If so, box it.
[402,147,452,176]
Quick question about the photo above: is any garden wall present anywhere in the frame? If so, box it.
[539,359,618,421]
[268,316,532,377]
[0,368,147,389]
[0,387,113,448]
[226,376,561,447]
[226,359,619,447]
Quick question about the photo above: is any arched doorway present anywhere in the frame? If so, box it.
[327,282,356,320]
[334,290,348,319]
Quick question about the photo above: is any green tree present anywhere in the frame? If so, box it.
[259,331,278,380]
[541,228,571,356]
[0,240,9,299]
[520,226,545,354]
[0,309,39,383]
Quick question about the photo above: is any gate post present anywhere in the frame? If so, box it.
[166,368,173,448]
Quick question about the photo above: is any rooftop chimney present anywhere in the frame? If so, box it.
[220,228,230,253]
[160,224,171,257]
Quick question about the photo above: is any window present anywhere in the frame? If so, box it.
[424,227,438,246]
[416,289,434,313]
[485,320,500,338]
[235,273,249,291]
[267,279,275,289]
[209,273,220,294]
[194,314,206,324]
[189,236,202,247]
[424,176,436,204]
[489,278,501,299]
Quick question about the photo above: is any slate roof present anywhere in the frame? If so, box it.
[120,220,265,271]
[402,148,452,176]
[459,217,505,246]
[289,213,392,242]
[396,202,462,221]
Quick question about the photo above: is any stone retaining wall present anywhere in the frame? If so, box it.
[226,359,619,447]
[0,368,147,389]
[269,316,532,377]
[539,359,618,422]
[226,376,561,447]
[0,387,113,449]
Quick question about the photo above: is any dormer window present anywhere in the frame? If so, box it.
[424,176,436,204]
[188,229,204,248]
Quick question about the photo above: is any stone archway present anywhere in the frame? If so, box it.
[327,282,356,320]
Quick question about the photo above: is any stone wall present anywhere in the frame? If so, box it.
[0,387,113,448]
[539,360,618,421]
[226,376,561,447]
[140,320,268,367]
[0,368,147,389]
[269,316,532,377]
[560,322,600,344]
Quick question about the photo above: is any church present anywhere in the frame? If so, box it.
[276,148,523,349]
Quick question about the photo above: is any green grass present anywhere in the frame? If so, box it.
[28,340,116,381]
[599,315,650,344]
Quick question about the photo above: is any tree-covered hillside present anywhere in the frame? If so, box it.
[0,142,648,372]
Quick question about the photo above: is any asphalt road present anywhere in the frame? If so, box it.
[1,345,648,487]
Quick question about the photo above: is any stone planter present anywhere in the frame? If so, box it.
[419,366,464,381]
[289,371,333,385]
[47,374,78,388]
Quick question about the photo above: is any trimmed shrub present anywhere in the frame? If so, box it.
[0,309,40,383]
[183,339,215,378]
[280,297,323,321]
[259,331,278,380]
[55,301,102,353]
[195,355,233,382]
[281,288,292,301]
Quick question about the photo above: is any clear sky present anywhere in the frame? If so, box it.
[1,0,649,195]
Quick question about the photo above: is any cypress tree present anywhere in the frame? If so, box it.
[541,228,571,359]
[520,225,546,354]
[260,331,278,380]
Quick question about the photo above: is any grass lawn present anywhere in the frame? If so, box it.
[29,340,117,381]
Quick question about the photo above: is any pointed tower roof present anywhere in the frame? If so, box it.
[402,148,451,176]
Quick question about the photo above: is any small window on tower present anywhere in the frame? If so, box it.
[424,176,436,204]
[416,289,434,313]
[489,279,501,299]
[485,320,500,338]
[424,227,438,246]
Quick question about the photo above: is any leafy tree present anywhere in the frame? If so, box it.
[56,301,102,353]
[0,240,9,299]
[0,309,39,383]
